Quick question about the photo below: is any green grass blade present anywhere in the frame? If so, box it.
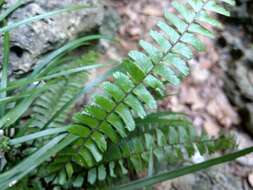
[111,147,253,190]
[30,35,105,81]
[0,4,90,33]
[0,63,106,93]
[0,0,29,22]
[0,84,52,105]
[0,93,37,129]
[0,20,10,116]
[9,126,70,145]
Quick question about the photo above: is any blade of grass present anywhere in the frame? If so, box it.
[0,4,90,33]
[0,84,52,105]
[9,126,70,145]
[0,63,106,93]
[111,147,253,190]
[0,0,30,22]
[0,90,38,129]
[0,20,10,117]
[29,35,106,83]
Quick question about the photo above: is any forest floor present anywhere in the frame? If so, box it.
[98,0,253,189]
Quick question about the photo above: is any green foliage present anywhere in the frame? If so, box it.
[27,52,97,130]
[0,50,100,186]
[7,52,99,155]
[112,147,253,190]
[0,20,10,117]
[1,0,249,190]
[85,113,235,187]
[0,136,10,152]
[44,112,235,189]
[0,2,106,189]
[66,0,236,174]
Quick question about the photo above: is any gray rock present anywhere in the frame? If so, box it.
[235,130,253,166]
[0,0,104,74]
[156,164,249,190]
[217,0,253,135]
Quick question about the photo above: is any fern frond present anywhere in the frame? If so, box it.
[46,112,235,188]
[27,52,98,130]
[67,0,235,167]
[87,136,234,186]
[85,112,234,186]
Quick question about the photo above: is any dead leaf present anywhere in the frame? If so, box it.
[181,87,205,111]
[142,6,162,16]
[248,172,253,188]
[203,117,220,137]
[191,64,210,83]
[206,92,239,128]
